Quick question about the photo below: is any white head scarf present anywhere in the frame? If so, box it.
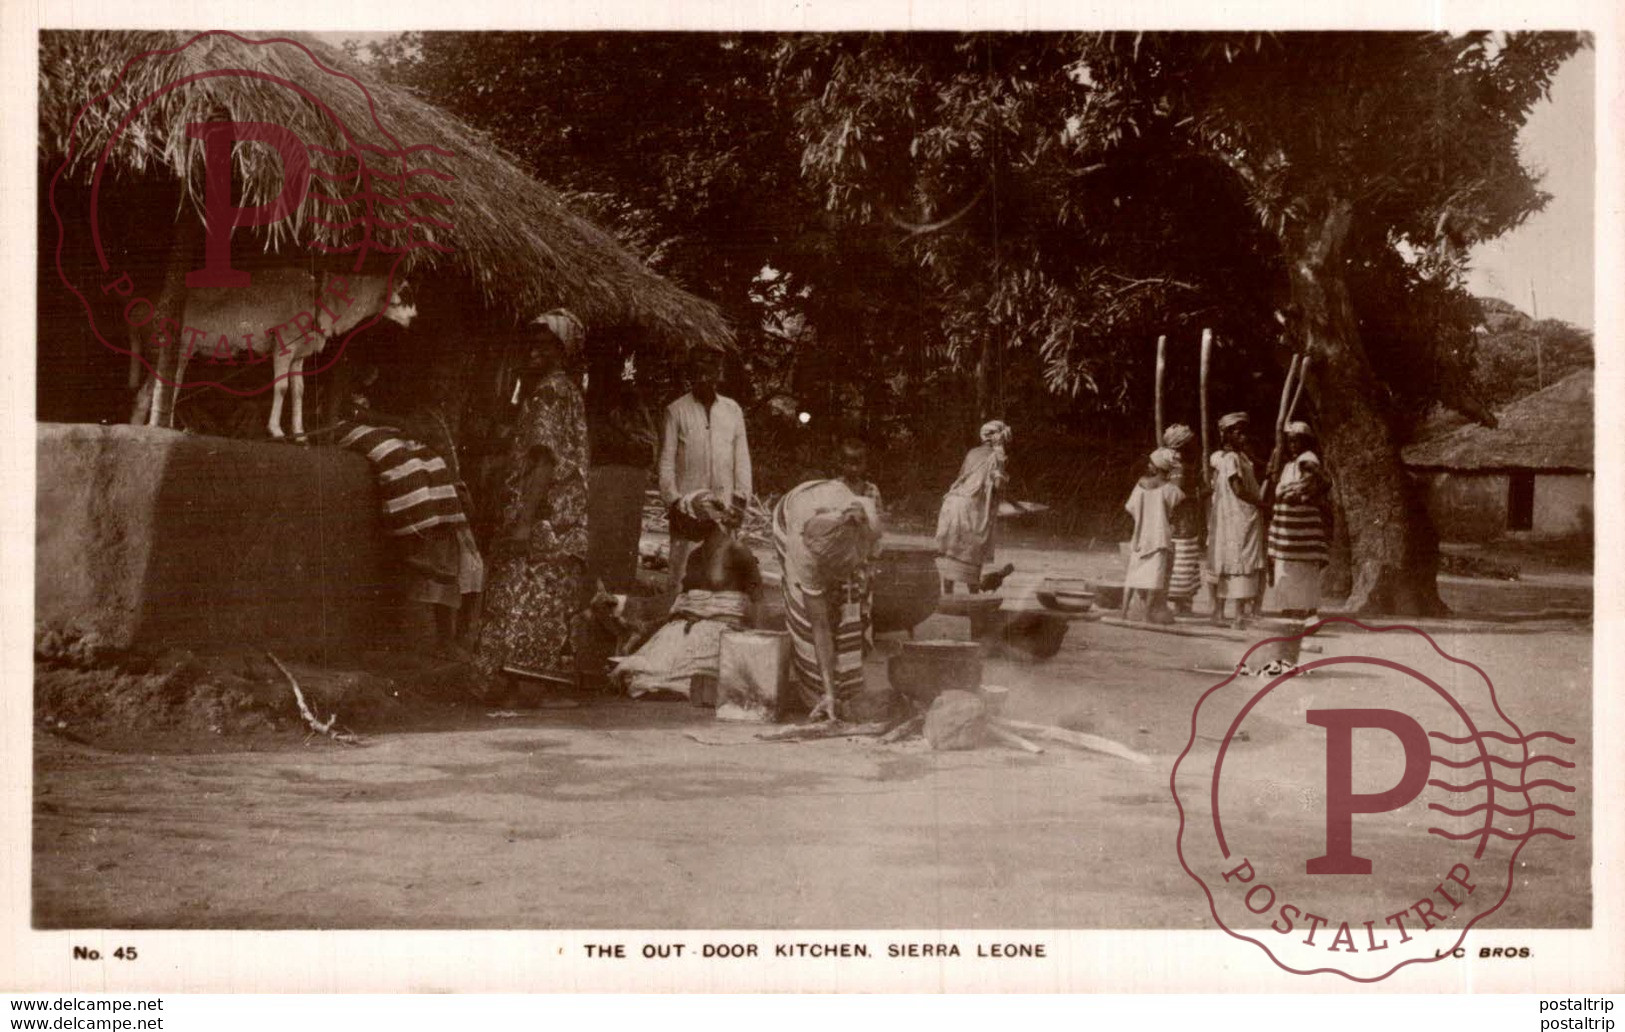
[980,420,1013,447]
[533,309,585,352]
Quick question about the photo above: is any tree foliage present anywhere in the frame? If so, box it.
[362,31,1584,607]
[1471,298,1593,409]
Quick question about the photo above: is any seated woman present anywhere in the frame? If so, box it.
[612,492,761,700]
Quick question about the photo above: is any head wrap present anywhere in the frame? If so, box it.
[1149,448,1178,473]
[1162,424,1194,449]
[1218,412,1250,431]
[803,506,874,585]
[1285,420,1314,438]
[669,490,724,541]
[533,309,585,352]
[980,420,1013,446]
[676,489,717,521]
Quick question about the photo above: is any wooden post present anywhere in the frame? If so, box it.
[148,231,196,429]
[1271,353,1303,478]
[1154,334,1167,446]
[1198,329,1213,484]
[1287,355,1312,424]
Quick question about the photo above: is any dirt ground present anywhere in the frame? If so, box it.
[32,542,1592,930]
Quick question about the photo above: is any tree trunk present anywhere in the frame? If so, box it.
[975,334,995,421]
[1289,199,1447,616]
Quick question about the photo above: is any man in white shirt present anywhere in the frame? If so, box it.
[659,347,753,588]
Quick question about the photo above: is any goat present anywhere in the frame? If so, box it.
[131,274,414,439]
[269,276,415,439]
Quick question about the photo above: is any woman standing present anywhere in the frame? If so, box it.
[1208,412,1265,628]
[474,312,591,698]
[934,420,1012,594]
[775,438,883,722]
[1267,421,1332,618]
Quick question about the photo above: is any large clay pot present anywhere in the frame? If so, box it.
[871,544,942,635]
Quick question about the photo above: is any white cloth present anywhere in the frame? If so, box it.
[1273,559,1322,612]
[1208,450,1263,577]
[1125,480,1184,559]
[778,479,881,597]
[1124,479,1184,590]
[612,589,751,698]
[935,444,1005,576]
[658,392,753,507]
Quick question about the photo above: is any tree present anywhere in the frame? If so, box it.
[1471,298,1593,408]
[778,31,1583,614]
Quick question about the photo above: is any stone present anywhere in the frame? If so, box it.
[924,690,987,751]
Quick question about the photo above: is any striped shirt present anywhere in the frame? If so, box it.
[1268,452,1329,563]
[337,422,467,537]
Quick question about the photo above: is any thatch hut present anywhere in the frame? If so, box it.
[1403,370,1593,541]
[39,28,730,433]
[36,31,729,654]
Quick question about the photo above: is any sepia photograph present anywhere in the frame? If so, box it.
[22,21,1603,982]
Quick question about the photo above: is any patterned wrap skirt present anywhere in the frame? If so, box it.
[1169,538,1203,600]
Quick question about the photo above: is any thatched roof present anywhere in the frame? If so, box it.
[39,29,731,350]
[1403,369,1593,473]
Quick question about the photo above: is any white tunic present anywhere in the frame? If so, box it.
[658,392,753,506]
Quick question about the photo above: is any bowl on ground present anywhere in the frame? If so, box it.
[1038,577,1095,612]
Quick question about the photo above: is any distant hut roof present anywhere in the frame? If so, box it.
[39,29,731,351]
[1403,370,1593,473]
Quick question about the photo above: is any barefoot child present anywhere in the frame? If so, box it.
[1123,448,1185,623]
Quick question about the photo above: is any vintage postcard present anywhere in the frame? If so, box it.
[2,0,1620,998]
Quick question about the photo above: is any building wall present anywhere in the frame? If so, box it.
[1416,469,1592,542]
[1534,473,1593,538]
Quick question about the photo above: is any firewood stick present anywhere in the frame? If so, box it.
[757,720,892,742]
[881,714,925,743]
[266,651,362,745]
[1199,329,1213,484]
[999,719,1151,765]
[1154,334,1167,446]
[988,723,1044,754]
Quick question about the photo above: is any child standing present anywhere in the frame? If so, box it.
[1123,448,1185,623]
[1161,424,1206,616]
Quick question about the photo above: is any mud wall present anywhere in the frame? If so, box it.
[37,424,393,659]
[1533,474,1592,539]
[1418,471,1509,543]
